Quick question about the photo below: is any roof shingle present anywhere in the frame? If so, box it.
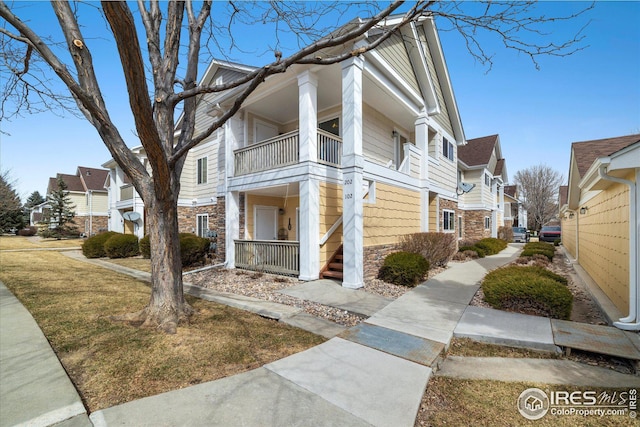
[572,134,640,178]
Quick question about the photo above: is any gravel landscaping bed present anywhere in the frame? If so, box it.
[186,266,444,327]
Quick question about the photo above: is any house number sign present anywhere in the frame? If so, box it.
[344,178,353,199]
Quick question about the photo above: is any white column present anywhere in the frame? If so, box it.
[415,113,429,232]
[298,179,320,280]
[298,70,318,163]
[225,191,239,268]
[341,57,364,289]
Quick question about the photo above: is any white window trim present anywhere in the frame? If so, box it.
[443,209,455,232]
[197,157,208,185]
[442,137,454,162]
[196,213,209,237]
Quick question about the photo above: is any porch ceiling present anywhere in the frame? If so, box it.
[244,64,417,131]
[245,183,299,198]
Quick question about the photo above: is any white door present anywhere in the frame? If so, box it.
[254,121,278,144]
[255,206,277,240]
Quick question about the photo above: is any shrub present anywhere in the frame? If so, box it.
[474,238,508,255]
[180,233,210,267]
[140,233,210,267]
[459,245,485,258]
[498,226,514,242]
[378,251,430,287]
[521,248,554,261]
[140,235,151,258]
[18,226,38,236]
[399,232,457,268]
[482,266,573,319]
[104,234,140,258]
[554,238,561,246]
[524,242,555,252]
[82,231,120,258]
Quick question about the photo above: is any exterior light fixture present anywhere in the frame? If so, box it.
[580,206,588,215]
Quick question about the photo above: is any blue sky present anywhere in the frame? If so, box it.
[1,1,639,202]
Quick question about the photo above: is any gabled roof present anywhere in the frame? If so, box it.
[77,167,109,192]
[567,133,640,209]
[494,158,505,176]
[571,134,640,178]
[458,134,499,167]
[48,174,83,194]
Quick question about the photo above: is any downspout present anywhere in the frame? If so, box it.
[598,164,639,330]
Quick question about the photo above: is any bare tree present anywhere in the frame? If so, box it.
[513,164,564,232]
[0,1,592,332]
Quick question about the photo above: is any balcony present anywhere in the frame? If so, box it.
[234,129,342,176]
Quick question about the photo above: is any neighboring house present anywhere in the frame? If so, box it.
[33,167,109,236]
[457,134,508,240]
[561,133,640,331]
[503,184,526,228]
[105,15,469,289]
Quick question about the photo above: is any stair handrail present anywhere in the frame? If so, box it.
[319,216,342,247]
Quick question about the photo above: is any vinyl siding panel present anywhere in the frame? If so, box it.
[374,33,420,94]
[577,174,632,314]
[363,182,420,246]
[417,26,454,137]
[319,182,343,267]
[362,103,409,166]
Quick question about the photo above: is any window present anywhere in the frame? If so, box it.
[319,117,340,136]
[443,210,455,232]
[442,137,454,161]
[458,216,463,239]
[196,214,209,238]
[484,216,491,229]
[484,173,491,187]
[197,157,207,184]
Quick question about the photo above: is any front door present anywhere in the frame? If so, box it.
[255,206,277,240]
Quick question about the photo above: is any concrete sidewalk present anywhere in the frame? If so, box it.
[4,243,640,427]
[0,281,91,427]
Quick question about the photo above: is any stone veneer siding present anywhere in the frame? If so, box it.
[175,194,245,265]
[363,243,400,279]
[463,209,492,242]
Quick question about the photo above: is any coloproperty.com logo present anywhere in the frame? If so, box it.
[518,388,637,420]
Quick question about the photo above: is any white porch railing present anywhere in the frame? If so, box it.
[234,240,300,276]
[317,129,342,167]
[233,129,342,176]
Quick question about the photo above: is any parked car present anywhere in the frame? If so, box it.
[512,227,530,243]
[539,226,561,242]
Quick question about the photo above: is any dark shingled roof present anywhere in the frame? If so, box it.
[458,134,499,166]
[494,158,505,176]
[48,174,84,193]
[77,166,108,192]
[572,134,640,178]
[559,185,568,206]
[504,185,517,198]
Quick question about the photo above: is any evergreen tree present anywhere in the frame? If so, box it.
[23,190,46,224]
[0,171,25,233]
[43,177,76,237]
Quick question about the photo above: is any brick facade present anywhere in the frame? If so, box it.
[75,214,109,236]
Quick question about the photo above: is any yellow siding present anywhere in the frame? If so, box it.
[364,182,421,246]
[561,214,577,258]
[69,193,87,215]
[319,182,343,267]
[92,193,109,213]
[577,176,631,314]
[245,194,288,240]
[429,194,438,231]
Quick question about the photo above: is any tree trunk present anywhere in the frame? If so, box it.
[133,193,192,333]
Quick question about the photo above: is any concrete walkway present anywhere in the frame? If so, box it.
[3,244,640,427]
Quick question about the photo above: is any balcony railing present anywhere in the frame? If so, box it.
[234,240,300,276]
[233,129,342,176]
